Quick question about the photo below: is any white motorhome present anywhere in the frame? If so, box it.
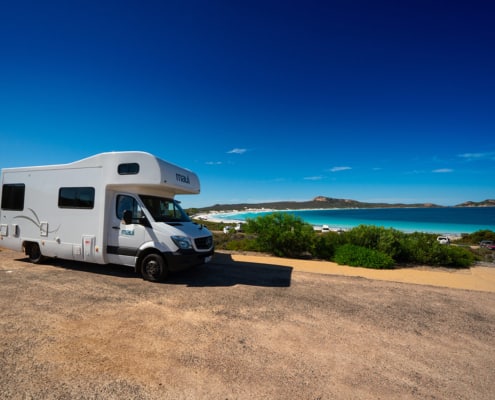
[0,151,214,281]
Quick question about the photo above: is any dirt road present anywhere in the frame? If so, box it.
[1,248,494,399]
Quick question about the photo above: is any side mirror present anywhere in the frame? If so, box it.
[122,210,132,225]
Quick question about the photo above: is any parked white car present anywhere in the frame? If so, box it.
[437,236,450,245]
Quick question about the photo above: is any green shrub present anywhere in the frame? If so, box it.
[342,225,383,248]
[334,244,395,269]
[245,212,315,258]
[400,232,475,268]
[312,231,346,260]
[340,225,410,263]
[224,237,258,252]
[399,232,437,264]
[426,243,475,268]
[375,228,408,262]
[456,229,495,245]
[212,230,258,252]
[214,216,478,268]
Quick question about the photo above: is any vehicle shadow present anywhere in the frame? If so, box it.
[16,256,137,278]
[169,252,292,287]
[15,252,292,287]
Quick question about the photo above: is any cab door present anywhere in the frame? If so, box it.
[106,194,149,266]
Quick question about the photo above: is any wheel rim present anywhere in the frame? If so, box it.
[145,259,160,279]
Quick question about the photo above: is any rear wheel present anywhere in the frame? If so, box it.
[140,253,168,282]
[26,242,45,264]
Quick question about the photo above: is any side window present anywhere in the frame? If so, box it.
[1,184,25,210]
[118,163,140,175]
[116,195,143,222]
[165,201,180,219]
[58,187,95,209]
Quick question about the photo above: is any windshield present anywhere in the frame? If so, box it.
[139,195,191,223]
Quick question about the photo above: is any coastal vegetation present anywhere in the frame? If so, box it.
[333,244,395,269]
[197,213,494,269]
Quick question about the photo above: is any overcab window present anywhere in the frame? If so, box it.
[1,183,25,210]
[58,187,95,209]
[118,163,140,175]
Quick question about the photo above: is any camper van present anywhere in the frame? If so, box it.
[0,151,214,282]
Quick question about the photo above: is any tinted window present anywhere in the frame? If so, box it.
[118,163,140,175]
[116,195,143,222]
[58,187,95,209]
[139,195,191,223]
[1,184,25,210]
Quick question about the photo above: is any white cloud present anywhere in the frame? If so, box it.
[205,161,222,165]
[458,151,495,161]
[330,166,352,172]
[227,148,247,154]
[432,168,454,173]
[304,176,324,181]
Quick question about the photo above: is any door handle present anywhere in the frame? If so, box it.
[112,226,120,230]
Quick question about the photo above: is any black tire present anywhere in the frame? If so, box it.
[26,242,44,264]
[140,253,168,282]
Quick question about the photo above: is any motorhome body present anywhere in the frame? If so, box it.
[0,151,214,281]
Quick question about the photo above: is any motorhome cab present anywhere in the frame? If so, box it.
[0,152,214,282]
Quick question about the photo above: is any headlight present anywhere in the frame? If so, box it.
[171,235,193,250]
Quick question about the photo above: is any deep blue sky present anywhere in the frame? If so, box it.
[1,0,494,208]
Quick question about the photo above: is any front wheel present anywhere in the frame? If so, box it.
[140,253,168,282]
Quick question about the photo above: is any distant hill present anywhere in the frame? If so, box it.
[455,199,495,207]
[194,196,495,212]
[196,196,442,212]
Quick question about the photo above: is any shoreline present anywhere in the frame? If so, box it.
[192,208,486,236]
[195,211,347,233]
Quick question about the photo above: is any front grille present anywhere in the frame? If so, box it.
[195,236,213,250]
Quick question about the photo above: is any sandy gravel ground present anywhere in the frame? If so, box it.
[1,247,494,399]
[228,251,495,293]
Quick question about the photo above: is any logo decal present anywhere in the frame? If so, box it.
[176,173,190,184]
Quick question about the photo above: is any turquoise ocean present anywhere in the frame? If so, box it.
[215,207,495,235]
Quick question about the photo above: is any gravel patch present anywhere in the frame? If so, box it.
[1,248,494,399]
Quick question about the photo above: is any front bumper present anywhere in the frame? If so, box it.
[162,248,214,272]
